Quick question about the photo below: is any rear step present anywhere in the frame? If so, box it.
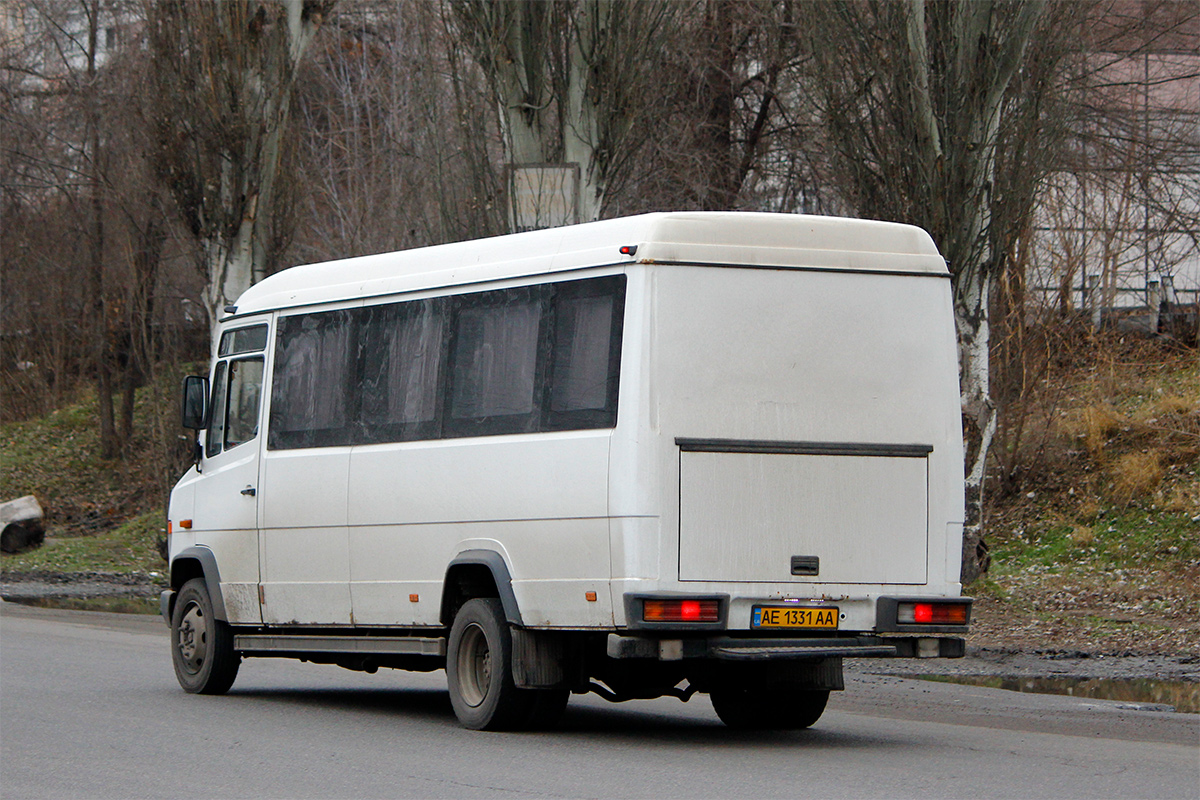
[711,644,896,660]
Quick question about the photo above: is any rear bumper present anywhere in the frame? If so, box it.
[606,634,965,661]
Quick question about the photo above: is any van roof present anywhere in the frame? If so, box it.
[232,211,947,315]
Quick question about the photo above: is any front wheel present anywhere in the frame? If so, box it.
[710,686,829,730]
[171,578,240,694]
[446,598,540,730]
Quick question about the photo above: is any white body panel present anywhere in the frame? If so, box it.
[346,432,613,627]
[167,212,965,635]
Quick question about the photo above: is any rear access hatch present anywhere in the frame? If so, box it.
[677,440,930,585]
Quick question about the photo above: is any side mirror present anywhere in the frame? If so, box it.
[181,375,209,430]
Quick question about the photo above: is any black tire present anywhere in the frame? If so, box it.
[710,687,829,730]
[171,578,240,695]
[446,598,536,730]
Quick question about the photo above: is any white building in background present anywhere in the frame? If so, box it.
[1,1,133,94]
[1029,4,1200,316]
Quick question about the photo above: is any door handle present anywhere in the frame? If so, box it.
[241,486,256,497]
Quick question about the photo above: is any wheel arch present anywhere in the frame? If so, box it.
[441,549,523,628]
[168,546,228,622]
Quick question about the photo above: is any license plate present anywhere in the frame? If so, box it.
[752,605,839,629]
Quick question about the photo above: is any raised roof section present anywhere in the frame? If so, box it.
[232,211,946,315]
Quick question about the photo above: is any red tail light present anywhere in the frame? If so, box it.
[898,601,969,625]
[643,599,720,623]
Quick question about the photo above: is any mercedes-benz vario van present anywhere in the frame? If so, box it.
[163,211,971,730]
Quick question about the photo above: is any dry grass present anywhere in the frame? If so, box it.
[1078,404,1126,459]
[1076,496,1103,522]
[981,329,1199,656]
[1107,452,1166,506]
[1067,524,1095,547]
[1148,394,1198,419]
[1162,483,1198,513]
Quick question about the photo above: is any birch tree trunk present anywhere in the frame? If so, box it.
[562,0,607,222]
[149,0,332,332]
[807,0,1051,583]
[82,0,117,458]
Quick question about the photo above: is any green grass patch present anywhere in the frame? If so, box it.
[1111,361,1200,416]
[989,507,1200,575]
[1,368,194,539]
[968,576,1013,601]
[1,510,166,574]
[1,390,109,500]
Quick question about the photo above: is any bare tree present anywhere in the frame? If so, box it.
[799,0,1081,582]
[290,0,505,263]
[1,2,89,416]
[603,1,838,217]
[451,0,682,224]
[1,0,173,456]
[146,0,333,330]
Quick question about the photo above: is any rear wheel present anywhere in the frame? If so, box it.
[710,686,829,730]
[171,578,240,694]
[447,598,536,730]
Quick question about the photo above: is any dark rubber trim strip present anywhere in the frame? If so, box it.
[171,546,228,622]
[676,438,933,458]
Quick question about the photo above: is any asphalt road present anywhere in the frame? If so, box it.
[2,603,1196,800]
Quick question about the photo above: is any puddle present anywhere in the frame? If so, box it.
[915,675,1199,713]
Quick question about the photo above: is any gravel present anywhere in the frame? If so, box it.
[853,647,1200,683]
[0,570,167,601]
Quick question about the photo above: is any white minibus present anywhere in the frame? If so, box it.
[164,211,971,730]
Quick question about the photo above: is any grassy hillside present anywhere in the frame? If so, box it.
[974,337,1199,655]
[1,372,190,575]
[2,511,166,574]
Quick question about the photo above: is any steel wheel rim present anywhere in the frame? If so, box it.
[178,601,208,675]
[457,622,490,708]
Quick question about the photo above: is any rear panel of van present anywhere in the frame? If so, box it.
[607,264,964,629]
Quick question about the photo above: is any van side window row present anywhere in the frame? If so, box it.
[268,275,626,450]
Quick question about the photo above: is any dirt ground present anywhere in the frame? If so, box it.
[969,589,1200,658]
[0,570,165,601]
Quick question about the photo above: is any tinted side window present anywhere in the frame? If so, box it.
[545,277,624,430]
[265,275,625,449]
[270,310,354,449]
[447,287,546,437]
[225,358,264,449]
[550,295,612,411]
[360,300,446,443]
